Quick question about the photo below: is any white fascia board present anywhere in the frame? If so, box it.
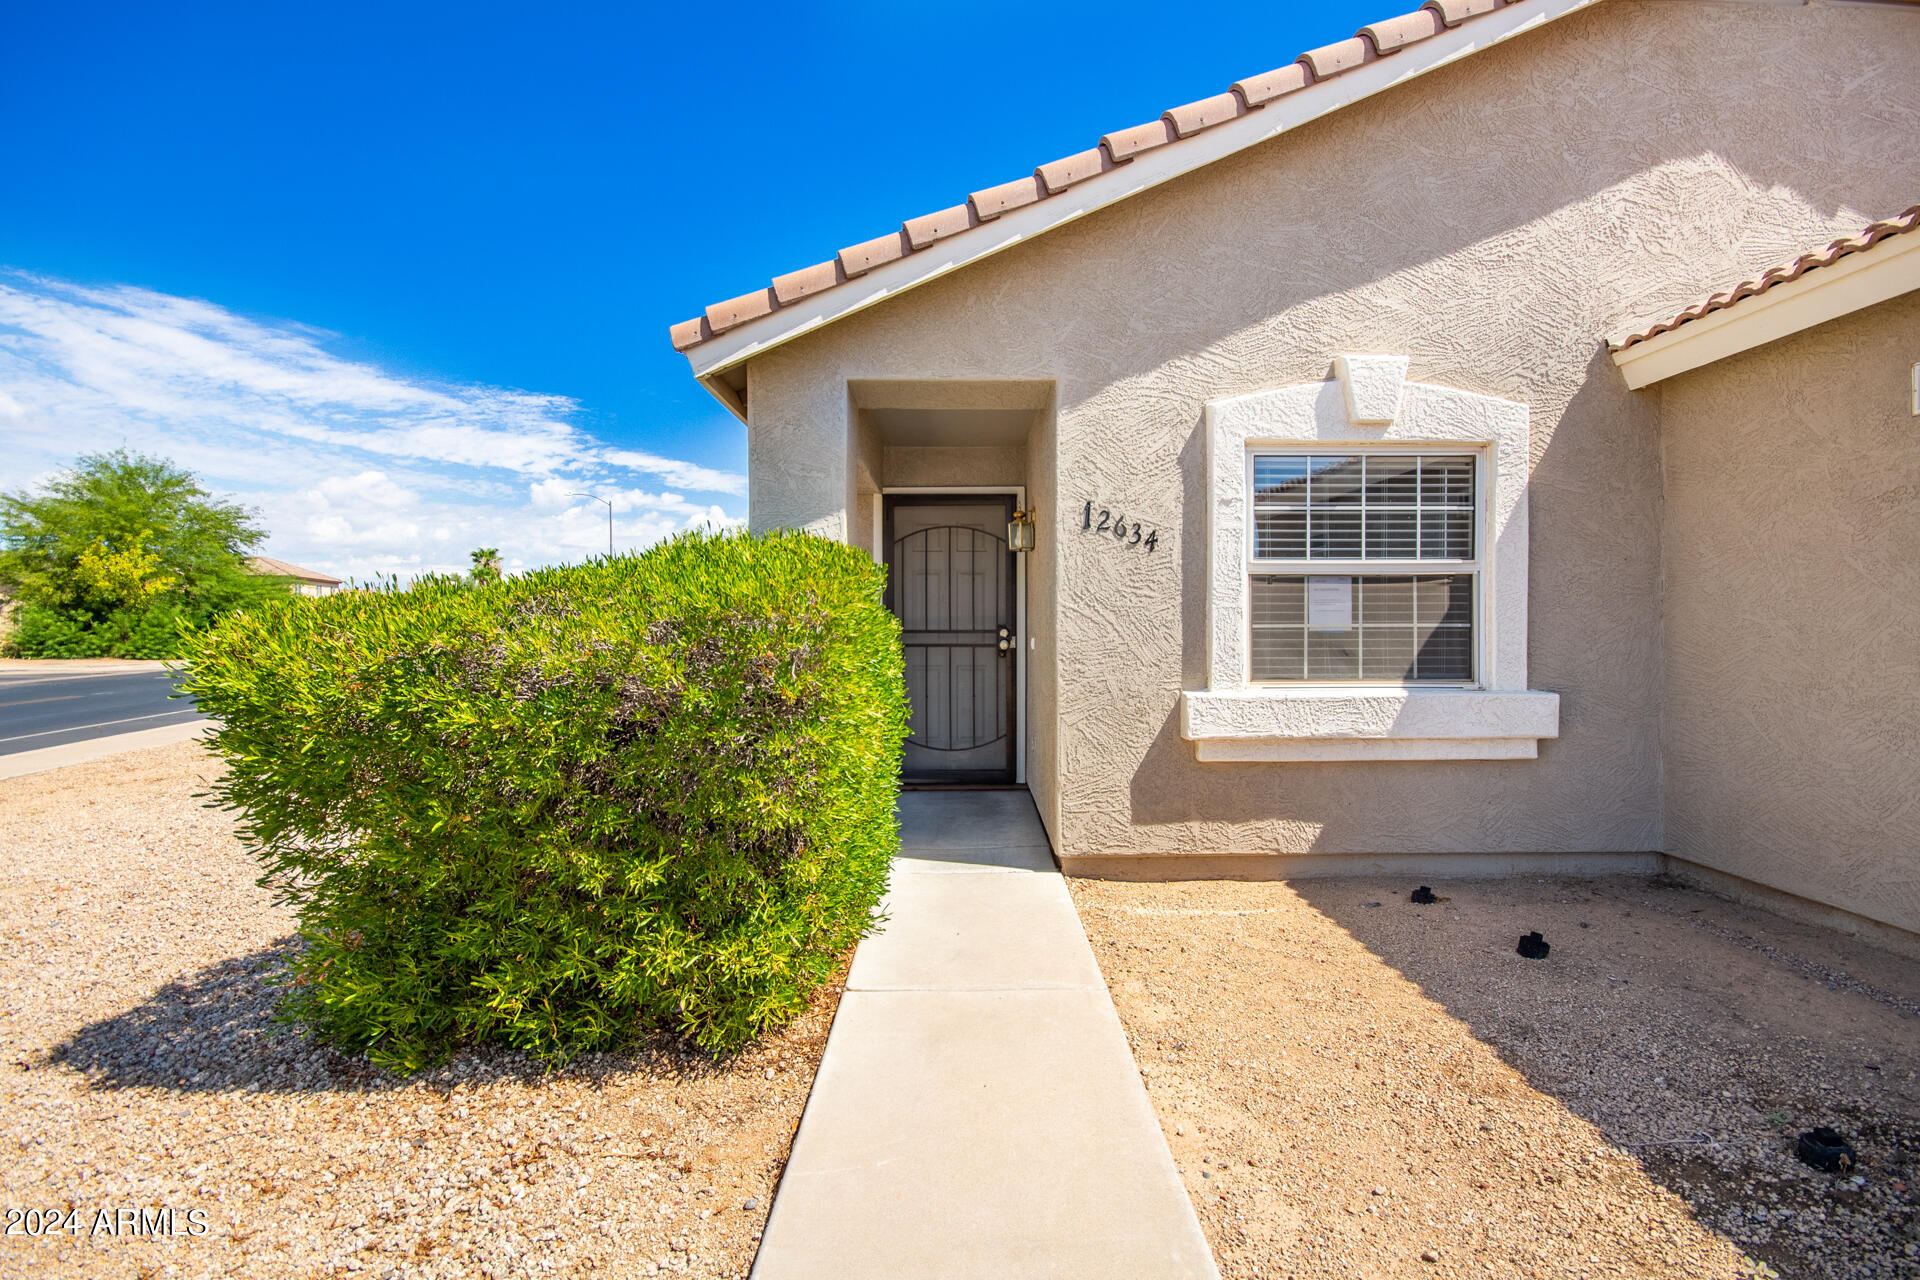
[688,0,1603,412]
[1612,231,1920,390]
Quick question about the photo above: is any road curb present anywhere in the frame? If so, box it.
[0,659,175,676]
[0,719,216,781]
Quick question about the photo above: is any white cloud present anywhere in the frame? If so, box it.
[602,448,747,497]
[0,272,744,582]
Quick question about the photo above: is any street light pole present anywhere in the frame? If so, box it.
[570,492,614,558]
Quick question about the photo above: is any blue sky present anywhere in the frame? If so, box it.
[1,1,1382,579]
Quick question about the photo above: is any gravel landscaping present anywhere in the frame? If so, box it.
[1,742,838,1279]
[1071,873,1920,1280]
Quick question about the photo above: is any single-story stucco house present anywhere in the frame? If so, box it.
[666,0,1920,950]
[244,556,345,598]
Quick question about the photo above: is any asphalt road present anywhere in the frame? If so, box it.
[0,669,201,756]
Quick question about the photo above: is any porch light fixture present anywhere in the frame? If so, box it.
[1007,507,1037,552]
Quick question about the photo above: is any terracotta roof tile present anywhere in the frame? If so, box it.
[969,174,1045,220]
[670,316,714,352]
[1231,63,1311,107]
[1423,0,1499,27]
[670,0,1533,352]
[771,259,845,306]
[903,203,978,250]
[1361,9,1445,53]
[705,288,776,334]
[1035,147,1114,195]
[1100,119,1178,162]
[1163,91,1245,139]
[1297,36,1373,80]
[838,230,911,278]
[1609,204,1920,351]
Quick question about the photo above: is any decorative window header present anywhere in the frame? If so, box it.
[1185,355,1559,762]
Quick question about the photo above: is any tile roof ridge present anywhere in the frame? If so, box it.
[246,555,343,582]
[668,0,1513,354]
[1609,203,1920,351]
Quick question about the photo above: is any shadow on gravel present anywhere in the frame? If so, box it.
[1292,875,1920,1280]
[49,938,779,1095]
[51,938,385,1094]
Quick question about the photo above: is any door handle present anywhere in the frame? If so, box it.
[996,626,1012,653]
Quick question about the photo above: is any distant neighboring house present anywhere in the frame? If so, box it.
[666,0,1920,948]
[245,556,344,598]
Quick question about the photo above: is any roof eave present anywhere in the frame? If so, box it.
[697,370,747,422]
[1609,229,1920,390]
[679,0,1604,395]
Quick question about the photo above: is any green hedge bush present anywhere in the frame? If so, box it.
[8,600,190,658]
[182,531,907,1069]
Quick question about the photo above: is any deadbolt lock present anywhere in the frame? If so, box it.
[996,626,1012,652]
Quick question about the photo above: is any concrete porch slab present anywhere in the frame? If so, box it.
[895,790,1056,851]
[892,790,1057,874]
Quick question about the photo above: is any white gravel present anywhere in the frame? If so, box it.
[0,741,838,1279]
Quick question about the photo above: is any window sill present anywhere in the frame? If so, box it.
[1179,688,1560,762]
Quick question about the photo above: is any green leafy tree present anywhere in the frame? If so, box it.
[0,450,279,657]
[468,546,503,584]
[73,529,176,611]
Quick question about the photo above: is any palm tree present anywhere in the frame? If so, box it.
[469,547,503,584]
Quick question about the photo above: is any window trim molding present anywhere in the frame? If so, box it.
[1185,355,1559,762]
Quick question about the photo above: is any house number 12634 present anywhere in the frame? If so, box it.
[1083,500,1159,552]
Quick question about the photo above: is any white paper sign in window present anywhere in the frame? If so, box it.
[1306,576,1352,631]
[1251,451,1479,684]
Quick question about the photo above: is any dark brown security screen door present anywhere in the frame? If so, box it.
[885,496,1017,784]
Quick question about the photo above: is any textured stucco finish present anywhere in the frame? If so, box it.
[739,0,1920,865]
[1660,290,1920,937]
[748,354,852,543]
[853,410,882,557]
[882,446,1027,490]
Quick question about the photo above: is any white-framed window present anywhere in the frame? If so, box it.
[1246,450,1483,685]
[1184,355,1558,762]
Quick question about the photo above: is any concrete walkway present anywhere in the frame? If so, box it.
[752,791,1218,1279]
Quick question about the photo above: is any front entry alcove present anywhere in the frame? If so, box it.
[849,379,1053,789]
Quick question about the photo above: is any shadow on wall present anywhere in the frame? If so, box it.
[1288,874,1920,1277]
[1127,346,1664,859]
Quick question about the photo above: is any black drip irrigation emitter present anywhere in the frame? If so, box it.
[1794,1127,1858,1173]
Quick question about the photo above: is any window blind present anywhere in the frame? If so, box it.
[1249,452,1479,684]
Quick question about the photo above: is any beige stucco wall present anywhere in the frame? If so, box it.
[852,411,882,558]
[1025,396,1061,843]
[881,446,1026,490]
[740,0,1920,864]
[1660,290,1920,936]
